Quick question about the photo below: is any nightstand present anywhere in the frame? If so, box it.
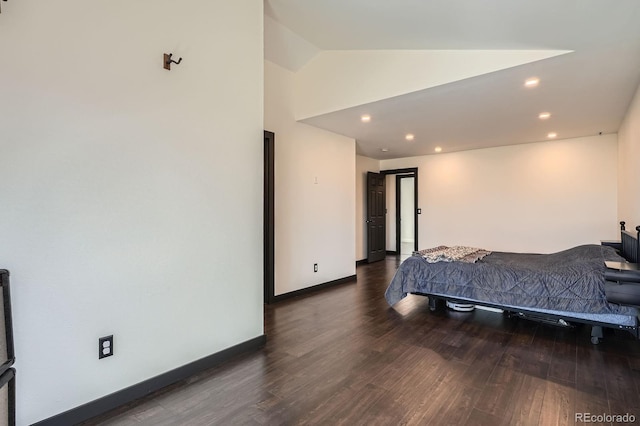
[605,261,640,272]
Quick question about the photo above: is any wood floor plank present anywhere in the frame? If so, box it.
[574,395,611,425]
[463,408,511,426]
[403,363,484,425]
[538,380,576,426]
[576,343,609,401]
[509,375,546,426]
[601,352,640,411]
[473,365,526,419]
[548,331,577,384]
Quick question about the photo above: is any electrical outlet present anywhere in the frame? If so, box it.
[99,335,114,359]
[314,263,318,273]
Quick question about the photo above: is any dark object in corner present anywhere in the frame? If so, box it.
[0,368,15,426]
[604,259,640,307]
[0,270,15,376]
[0,270,15,426]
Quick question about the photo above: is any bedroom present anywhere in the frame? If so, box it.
[1,0,640,424]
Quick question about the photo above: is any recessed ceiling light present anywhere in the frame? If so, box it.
[538,112,551,120]
[547,132,557,139]
[434,146,442,153]
[524,77,540,88]
[361,115,371,123]
[381,148,389,152]
[405,134,415,141]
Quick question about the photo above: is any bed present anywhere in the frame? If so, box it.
[385,222,640,344]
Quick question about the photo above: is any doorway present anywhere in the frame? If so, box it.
[365,167,419,262]
[397,175,415,257]
[382,168,418,256]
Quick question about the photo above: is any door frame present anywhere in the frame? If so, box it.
[264,131,275,304]
[381,167,419,253]
[395,174,416,254]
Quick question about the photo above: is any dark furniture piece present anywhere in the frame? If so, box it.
[385,223,640,344]
[0,270,15,426]
[604,240,640,310]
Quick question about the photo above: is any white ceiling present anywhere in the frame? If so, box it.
[265,0,640,159]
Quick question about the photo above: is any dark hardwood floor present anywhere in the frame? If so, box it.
[84,256,640,425]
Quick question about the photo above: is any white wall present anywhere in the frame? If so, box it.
[0,2,263,424]
[355,156,380,261]
[618,81,640,227]
[264,60,356,295]
[381,135,619,253]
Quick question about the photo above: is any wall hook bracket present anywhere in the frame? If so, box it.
[163,53,182,70]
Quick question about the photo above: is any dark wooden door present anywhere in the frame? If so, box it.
[367,172,386,263]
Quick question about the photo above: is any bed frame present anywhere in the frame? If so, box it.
[620,221,640,263]
[422,222,640,344]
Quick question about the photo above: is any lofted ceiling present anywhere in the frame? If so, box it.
[265,0,640,159]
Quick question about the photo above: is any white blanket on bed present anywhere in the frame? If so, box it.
[417,245,491,263]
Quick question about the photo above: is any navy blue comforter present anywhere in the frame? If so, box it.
[385,244,637,316]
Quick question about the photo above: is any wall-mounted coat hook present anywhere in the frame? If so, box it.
[163,53,182,71]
